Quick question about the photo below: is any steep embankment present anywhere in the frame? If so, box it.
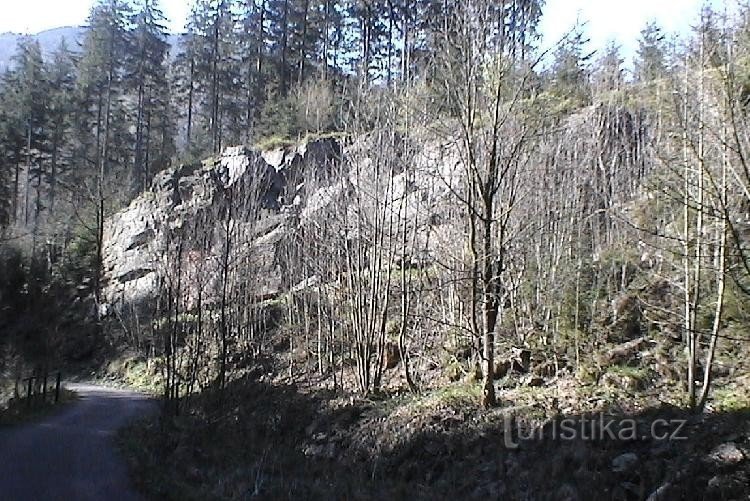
[120,371,750,500]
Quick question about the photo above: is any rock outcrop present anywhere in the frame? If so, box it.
[101,134,461,316]
[102,139,342,312]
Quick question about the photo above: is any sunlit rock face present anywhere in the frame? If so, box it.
[101,134,461,316]
[101,139,342,313]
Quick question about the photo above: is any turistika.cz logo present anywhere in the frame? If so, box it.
[503,414,688,448]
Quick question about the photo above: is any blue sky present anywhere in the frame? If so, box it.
[0,0,192,34]
[540,0,726,61]
[0,0,726,63]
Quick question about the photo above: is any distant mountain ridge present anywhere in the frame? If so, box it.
[0,26,84,72]
[0,26,181,73]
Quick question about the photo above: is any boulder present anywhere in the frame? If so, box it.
[611,452,639,473]
[605,337,647,365]
[709,442,745,466]
[494,348,532,379]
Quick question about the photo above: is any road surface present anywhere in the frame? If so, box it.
[0,383,156,501]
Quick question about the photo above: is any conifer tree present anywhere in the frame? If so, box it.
[10,38,50,236]
[127,0,173,192]
[77,0,133,305]
[635,21,667,82]
[46,40,77,213]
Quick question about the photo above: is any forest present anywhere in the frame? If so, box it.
[1,0,750,499]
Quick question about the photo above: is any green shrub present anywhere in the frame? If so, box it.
[712,385,750,412]
[255,94,301,145]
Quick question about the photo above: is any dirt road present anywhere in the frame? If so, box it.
[0,383,156,500]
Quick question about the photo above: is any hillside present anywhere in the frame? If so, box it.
[0,27,83,71]
[0,26,181,71]
[103,119,750,499]
[1,1,749,500]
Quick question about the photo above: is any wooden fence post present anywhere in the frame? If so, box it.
[26,377,33,407]
[55,372,61,404]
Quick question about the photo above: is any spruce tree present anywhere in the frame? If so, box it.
[127,0,172,192]
[10,38,50,234]
[635,21,667,82]
[77,0,133,305]
[0,70,27,228]
[46,40,77,213]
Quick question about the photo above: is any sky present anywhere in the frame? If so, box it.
[0,0,727,61]
[0,0,191,34]
[540,0,725,62]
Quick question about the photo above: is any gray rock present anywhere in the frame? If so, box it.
[101,141,333,314]
[102,135,455,319]
[709,442,745,466]
[645,481,672,501]
[611,452,639,473]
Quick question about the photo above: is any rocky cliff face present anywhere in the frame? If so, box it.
[102,134,461,316]
[101,138,343,313]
